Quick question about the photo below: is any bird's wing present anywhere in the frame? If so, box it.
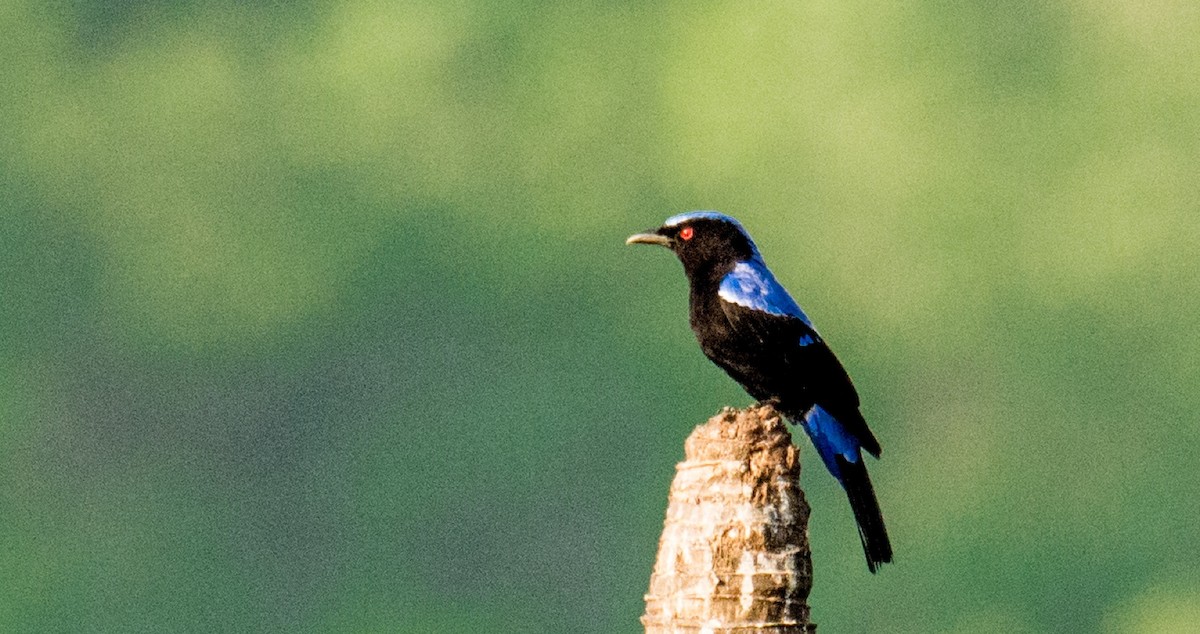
[718,259,881,457]
[717,258,826,350]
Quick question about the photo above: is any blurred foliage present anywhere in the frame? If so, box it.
[2,1,1199,632]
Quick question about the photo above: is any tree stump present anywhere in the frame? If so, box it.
[642,404,816,633]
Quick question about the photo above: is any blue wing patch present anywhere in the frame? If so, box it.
[718,259,813,326]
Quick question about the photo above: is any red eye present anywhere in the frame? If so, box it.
[679,226,694,241]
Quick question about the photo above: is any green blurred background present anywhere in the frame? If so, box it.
[3,1,1198,632]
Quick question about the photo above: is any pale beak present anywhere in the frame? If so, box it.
[625,231,671,247]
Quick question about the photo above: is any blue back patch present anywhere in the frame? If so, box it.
[718,260,813,326]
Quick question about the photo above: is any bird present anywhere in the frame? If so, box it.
[626,211,892,573]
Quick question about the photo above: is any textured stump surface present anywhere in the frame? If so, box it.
[642,405,816,633]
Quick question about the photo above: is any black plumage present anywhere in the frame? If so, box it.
[628,211,892,572]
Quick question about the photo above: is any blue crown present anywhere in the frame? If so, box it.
[662,210,746,230]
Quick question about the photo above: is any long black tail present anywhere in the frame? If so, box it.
[836,456,893,573]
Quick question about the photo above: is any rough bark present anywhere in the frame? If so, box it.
[642,404,816,633]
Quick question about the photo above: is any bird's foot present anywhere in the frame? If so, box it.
[755,397,783,411]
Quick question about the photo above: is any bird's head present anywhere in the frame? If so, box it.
[626,211,760,277]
